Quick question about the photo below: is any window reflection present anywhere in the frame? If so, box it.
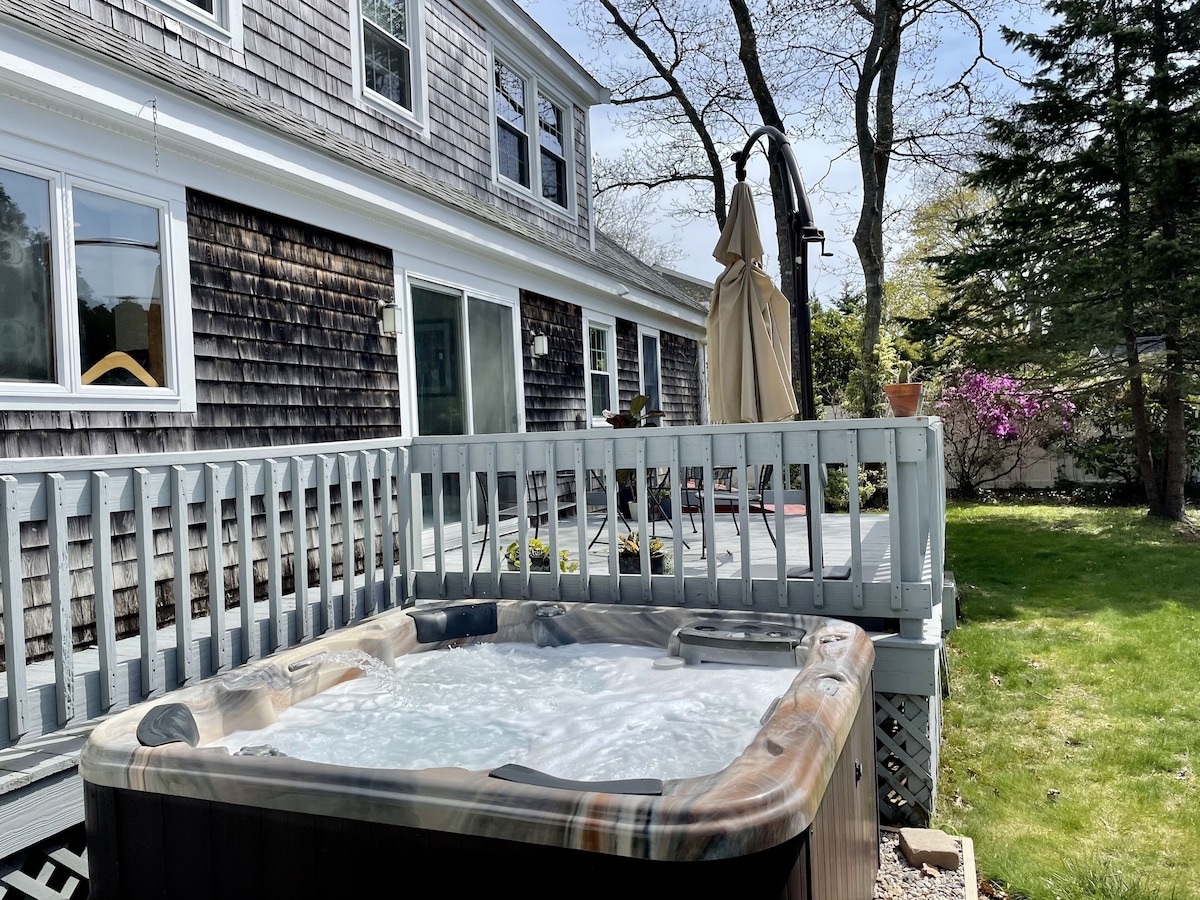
[0,167,55,383]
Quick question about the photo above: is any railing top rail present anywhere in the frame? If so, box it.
[0,435,412,475]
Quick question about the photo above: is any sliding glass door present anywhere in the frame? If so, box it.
[411,283,520,530]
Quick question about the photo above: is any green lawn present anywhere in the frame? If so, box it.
[939,504,1200,900]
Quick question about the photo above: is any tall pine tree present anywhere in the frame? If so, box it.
[937,0,1200,520]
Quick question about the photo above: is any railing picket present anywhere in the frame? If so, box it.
[847,432,865,610]
[572,442,588,586]
[458,445,471,598]
[807,434,825,609]
[885,429,903,612]
[360,450,377,616]
[316,454,334,632]
[485,446,502,583]
[635,439,650,602]
[134,467,161,697]
[46,474,74,724]
[91,471,118,707]
[514,444,529,598]
[604,442,619,603]
[170,465,193,685]
[1,476,27,738]
[396,446,414,606]
[768,438,785,609]
[702,436,717,597]
[379,449,396,611]
[204,464,229,672]
[430,445,446,595]
[735,436,750,607]
[236,461,257,662]
[338,453,356,624]
[264,460,284,651]
[291,456,310,641]
[545,442,560,602]
[670,438,684,605]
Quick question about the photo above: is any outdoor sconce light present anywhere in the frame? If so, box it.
[379,301,398,335]
[532,333,549,357]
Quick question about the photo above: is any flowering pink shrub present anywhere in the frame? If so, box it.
[935,370,1075,496]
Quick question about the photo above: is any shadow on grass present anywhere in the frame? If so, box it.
[946,504,1199,624]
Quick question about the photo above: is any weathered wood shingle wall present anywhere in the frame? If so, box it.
[0,0,592,247]
[519,291,586,433]
[661,331,701,426]
[616,318,639,411]
[188,190,400,446]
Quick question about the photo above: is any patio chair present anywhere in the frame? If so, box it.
[475,471,542,571]
[586,470,632,549]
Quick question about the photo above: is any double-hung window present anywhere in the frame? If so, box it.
[493,57,571,210]
[0,154,193,411]
[638,326,662,424]
[355,0,425,127]
[583,315,616,426]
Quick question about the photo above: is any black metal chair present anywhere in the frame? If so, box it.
[586,470,632,549]
[475,471,542,571]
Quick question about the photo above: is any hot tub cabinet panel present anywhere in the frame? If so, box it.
[82,601,878,899]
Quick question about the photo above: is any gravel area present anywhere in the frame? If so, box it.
[875,829,970,900]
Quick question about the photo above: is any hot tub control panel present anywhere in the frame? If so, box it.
[670,621,807,667]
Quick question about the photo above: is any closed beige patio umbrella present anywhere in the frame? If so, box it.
[706,181,799,424]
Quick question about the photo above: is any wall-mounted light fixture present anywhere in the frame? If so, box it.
[532,333,549,357]
[379,300,399,335]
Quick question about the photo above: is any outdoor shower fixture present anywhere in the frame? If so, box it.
[732,127,848,580]
[731,126,826,423]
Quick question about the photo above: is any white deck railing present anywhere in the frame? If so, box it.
[0,418,944,749]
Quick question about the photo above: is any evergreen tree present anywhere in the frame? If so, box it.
[937,0,1200,520]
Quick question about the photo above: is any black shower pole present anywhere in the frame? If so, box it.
[731,125,823,422]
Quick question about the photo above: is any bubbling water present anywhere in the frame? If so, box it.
[213,642,801,782]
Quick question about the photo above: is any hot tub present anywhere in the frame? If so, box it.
[82,601,878,900]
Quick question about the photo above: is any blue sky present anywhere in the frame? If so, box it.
[517,0,1045,302]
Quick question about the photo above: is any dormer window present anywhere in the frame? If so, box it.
[493,57,572,211]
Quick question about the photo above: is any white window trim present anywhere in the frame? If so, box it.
[637,324,665,425]
[582,311,616,428]
[489,42,575,218]
[144,0,245,53]
[350,0,429,136]
[405,275,525,437]
[0,144,195,413]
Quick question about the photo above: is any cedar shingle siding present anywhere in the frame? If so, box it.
[616,318,639,412]
[188,191,400,446]
[662,331,701,426]
[520,291,585,433]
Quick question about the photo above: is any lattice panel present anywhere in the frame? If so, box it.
[875,691,939,827]
[0,826,88,900]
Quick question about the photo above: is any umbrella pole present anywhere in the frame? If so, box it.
[733,127,849,581]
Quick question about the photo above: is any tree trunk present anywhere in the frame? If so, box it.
[852,0,900,417]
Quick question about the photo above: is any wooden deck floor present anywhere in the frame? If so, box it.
[441,510,899,582]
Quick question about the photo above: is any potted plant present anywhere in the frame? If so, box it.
[602,395,665,517]
[884,361,925,417]
[505,539,578,573]
[615,532,669,574]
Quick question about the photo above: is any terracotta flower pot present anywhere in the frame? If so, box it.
[884,382,925,417]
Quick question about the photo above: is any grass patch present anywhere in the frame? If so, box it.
[939,504,1200,900]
